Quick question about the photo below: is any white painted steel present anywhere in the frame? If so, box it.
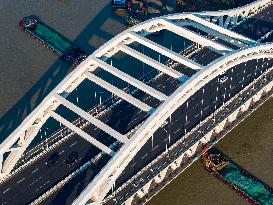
[72,43,273,204]
[49,111,115,156]
[85,72,153,113]
[119,45,184,79]
[0,0,272,202]
[181,15,249,47]
[127,32,203,70]
[162,19,233,54]
[193,0,272,17]
[54,94,128,144]
[91,58,168,101]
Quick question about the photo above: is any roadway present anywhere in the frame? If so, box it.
[0,32,218,204]
[1,2,273,205]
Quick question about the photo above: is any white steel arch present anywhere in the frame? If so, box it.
[1,7,255,179]
[73,43,273,205]
[0,1,272,204]
[191,0,273,29]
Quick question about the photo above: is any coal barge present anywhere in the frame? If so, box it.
[202,150,273,205]
[19,15,87,65]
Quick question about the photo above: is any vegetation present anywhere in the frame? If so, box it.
[175,0,255,12]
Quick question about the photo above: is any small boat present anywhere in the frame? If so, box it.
[202,149,273,205]
[19,15,87,65]
[112,0,128,9]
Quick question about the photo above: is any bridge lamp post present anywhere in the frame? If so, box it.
[161,119,171,149]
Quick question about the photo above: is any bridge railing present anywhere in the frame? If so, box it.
[168,0,272,29]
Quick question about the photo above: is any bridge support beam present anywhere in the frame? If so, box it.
[49,110,115,157]
[127,32,203,71]
[85,72,153,113]
[91,58,168,101]
[119,45,186,80]
[161,19,233,54]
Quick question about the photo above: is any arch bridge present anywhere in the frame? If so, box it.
[0,0,273,204]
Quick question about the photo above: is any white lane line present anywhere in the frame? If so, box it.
[69,141,78,148]
[2,188,11,194]
[141,153,148,159]
[174,128,180,134]
[16,177,26,184]
[153,144,160,150]
[30,176,42,186]
[59,150,65,154]
[32,168,39,174]
[35,180,51,192]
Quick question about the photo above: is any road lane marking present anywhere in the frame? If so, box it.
[30,176,42,186]
[153,144,160,150]
[2,188,11,194]
[141,153,148,159]
[16,177,26,184]
[36,180,51,192]
[69,141,78,148]
[32,168,39,174]
[174,128,180,134]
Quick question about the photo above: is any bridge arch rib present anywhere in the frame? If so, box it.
[0,4,261,178]
[73,42,273,204]
[0,0,273,204]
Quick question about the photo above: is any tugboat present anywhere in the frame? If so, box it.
[202,149,273,205]
[202,151,229,171]
[19,15,87,65]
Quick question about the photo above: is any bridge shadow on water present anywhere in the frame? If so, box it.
[0,2,124,143]
[2,1,273,204]
[0,1,145,204]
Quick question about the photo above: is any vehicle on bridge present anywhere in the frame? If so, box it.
[3,1,272,204]
[19,15,87,65]
[65,151,79,165]
[46,152,60,167]
[202,150,273,205]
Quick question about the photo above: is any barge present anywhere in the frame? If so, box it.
[19,15,87,65]
[202,150,273,205]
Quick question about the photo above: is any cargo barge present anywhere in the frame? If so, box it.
[202,150,273,205]
[19,15,87,65]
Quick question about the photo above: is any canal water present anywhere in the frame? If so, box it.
[0,0,192,145]
[147,97,273,205]
[0,0,270,204]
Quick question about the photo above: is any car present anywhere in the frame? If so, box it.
[62,47,87,65]
[112,0,128,9]
[65,151,78,165]
[46,152,60,167]
[219,75,228,84]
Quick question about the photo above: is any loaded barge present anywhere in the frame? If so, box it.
[202,150,273,205]
[19,15,87,65]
